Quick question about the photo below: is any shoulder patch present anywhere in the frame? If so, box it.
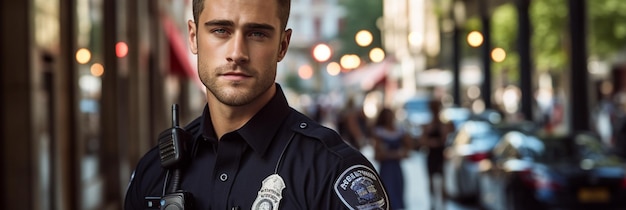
[334,165,388,210]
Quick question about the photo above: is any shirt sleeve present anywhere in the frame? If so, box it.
[124,170,143,210]
[325,146,390,210]
[124,148,164,210]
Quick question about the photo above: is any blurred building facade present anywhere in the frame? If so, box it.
[380,0,441,105]
[1,0,205,209]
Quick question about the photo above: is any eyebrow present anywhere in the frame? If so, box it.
[204,19,233,27]
[204,19,275,31]
[244,23,275,31]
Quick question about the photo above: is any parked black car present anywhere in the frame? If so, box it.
[479,131,626,210]
[442,115,536,202]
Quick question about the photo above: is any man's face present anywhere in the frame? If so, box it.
[188,0,291,106]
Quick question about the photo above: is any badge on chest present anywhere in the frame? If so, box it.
[251,174,286,210]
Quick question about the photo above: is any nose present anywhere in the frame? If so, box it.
[226,34,249,64]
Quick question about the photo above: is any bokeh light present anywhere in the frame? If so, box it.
[408,31,423,47]
[116,42,128,58]
[467,31,484,48]
[298,64,313,80]
[312,43,332,62]
[340,54,361,70]
[369,48,385,63]
[355,30,373,47]
[75,48,91,64]
[90,63,104,77]
[326,62,341,76]
[491,47,506,62]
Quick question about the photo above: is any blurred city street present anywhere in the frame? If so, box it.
[3,0,626,209]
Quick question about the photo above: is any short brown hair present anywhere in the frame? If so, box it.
[192,0,291,30]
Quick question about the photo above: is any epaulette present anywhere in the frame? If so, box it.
[287,109,356,158]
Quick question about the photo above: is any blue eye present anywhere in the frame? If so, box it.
[250,32,266,38]
[213,29,227,34]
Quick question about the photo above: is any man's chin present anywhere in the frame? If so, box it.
[211,88,255,106]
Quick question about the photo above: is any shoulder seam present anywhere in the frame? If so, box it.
[184,117,203,135]
[287,110,353,159]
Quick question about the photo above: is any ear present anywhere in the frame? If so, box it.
[277,29,292,62]
[188,20,198,54]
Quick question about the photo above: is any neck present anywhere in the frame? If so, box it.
[207,85,276,139]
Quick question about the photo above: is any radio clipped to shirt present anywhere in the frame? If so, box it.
[150,104,195,210]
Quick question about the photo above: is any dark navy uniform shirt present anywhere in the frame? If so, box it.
[125,84,389,210]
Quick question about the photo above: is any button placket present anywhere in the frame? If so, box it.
[212,133,245,209]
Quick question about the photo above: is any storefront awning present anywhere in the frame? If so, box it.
[342,59,393,90]
[161,15,204,91]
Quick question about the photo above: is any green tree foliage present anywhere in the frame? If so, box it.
[461,7,521,82]
[588,0,626,59]
[529,0,626,71]
[491,4,520,82]
[482,0,626,73]
[529,0,568,72]
[337,0,383,60]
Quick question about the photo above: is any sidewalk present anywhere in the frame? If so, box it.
[361,146,430,210]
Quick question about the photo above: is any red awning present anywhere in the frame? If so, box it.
[342,59,393,90]
[161,15,204,91]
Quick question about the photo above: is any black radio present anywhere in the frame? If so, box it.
[153,104,195,210]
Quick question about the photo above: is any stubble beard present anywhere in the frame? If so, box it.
[199,64,275,107]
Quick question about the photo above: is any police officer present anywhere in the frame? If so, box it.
[124,0,389,209]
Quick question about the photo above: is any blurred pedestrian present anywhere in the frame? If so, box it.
[608,64,626,158]
[419,100,454,209]
[373,107,413,210]
[592,80,617,147]
[124,0,390,209]
[338,96,370,149]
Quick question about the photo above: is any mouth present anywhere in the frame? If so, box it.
[220,71,252,81]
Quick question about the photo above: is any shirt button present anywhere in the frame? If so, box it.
[299,122,307,129]
[219,173,228,182]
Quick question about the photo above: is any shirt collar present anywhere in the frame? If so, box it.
[200,83,292,156]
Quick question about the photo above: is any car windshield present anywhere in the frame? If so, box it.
[534,134,622,165]
[534,138,575,163]
[454,121,500,146]
[573,133,624,166]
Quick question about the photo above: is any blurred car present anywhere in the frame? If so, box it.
[440,106,472,129]
[443,119,503,201]
[443,116,537,202]
[479,131,626,210]
[399,96,432,139]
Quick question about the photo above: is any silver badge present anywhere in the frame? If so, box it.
[252,174,286,210]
